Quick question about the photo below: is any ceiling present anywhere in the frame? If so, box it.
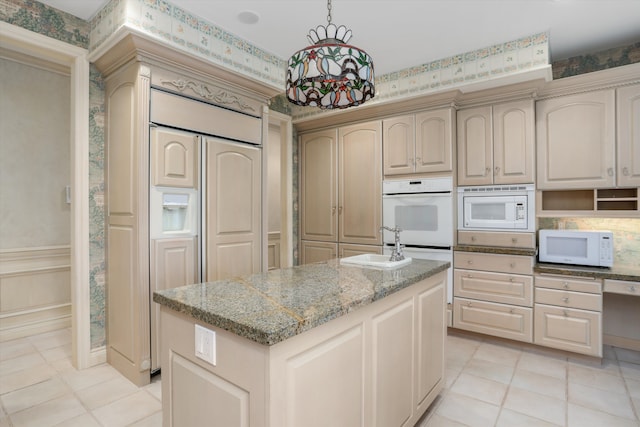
[39,0,640,76]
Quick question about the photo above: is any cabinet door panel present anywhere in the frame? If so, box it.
[416,282,445,410]
[415,109,453,173]
[493,100,534,184]
[206,139,261,281]
[453,298,532,342]
[339,122,382,245]
[457,107,492,185]
[536,90,615,189]
[151,127,197,188]
[454,269,533,306]
[383,116,414,175]
[534,304,602,357]
[300,130,338,241]
[300,240,337,265]
[617,84,640,187]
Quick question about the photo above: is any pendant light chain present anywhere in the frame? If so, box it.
[327,0,332,25]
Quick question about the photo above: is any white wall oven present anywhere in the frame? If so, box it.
[383,177,454,303]
[457,184,535,232]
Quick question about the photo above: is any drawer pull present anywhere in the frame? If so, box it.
[467,302,473,307]
[563,310,569,317]
[630,285,637,293]
[467,260,473,265]
[509,309,514,314]
[511,238,517,243]
[466,274,473,278]
[509,277,514,282]
[563,282,569,289]
[471,236,477,242]
[510,263,515,268]
[562,297,569,303]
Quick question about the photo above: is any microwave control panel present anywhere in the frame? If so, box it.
[516,203,525,220]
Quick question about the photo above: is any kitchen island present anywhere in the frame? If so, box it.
[153,258,449,427]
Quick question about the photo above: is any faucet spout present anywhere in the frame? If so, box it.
[380,226,405,261]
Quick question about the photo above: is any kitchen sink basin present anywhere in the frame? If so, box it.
[339,254,412,269]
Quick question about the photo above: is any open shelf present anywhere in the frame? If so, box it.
[538,188,639,217]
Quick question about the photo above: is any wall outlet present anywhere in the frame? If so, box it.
[195,324,216,365]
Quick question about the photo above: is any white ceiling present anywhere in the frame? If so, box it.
[40,0,640,76]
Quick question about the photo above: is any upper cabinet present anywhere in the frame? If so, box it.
[536,90,616,189]
[457,99,534,186]
[617,84,640,187]
[383,108,454,176]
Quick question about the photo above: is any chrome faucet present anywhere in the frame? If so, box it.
[380,226,405,261]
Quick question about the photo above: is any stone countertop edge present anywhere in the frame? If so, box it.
[153,259,450,346]
[454,245,538,257]
[534,263,640,283]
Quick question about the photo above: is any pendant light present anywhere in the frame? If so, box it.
[285,0,375,110]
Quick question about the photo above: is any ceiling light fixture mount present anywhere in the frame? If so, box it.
[285,0,375,110]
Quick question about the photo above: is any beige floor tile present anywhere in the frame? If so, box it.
[0,352,47,376]
[128,411,163,427]
[143,376,162,402]
[496,408,562,427]
[568,363,627,394]
[76,376,139,410]
[569,354,621,376]
[1,377,70,414]
[0,338,37,362]
[61,363,122,392]
[91,390,162,427]
[503,386,566,425]
[463,357,515,384]
[40,344,72,363]
[52,413,102,427]
[567,402,640,427]
[615,348,640,365]
[473,342,522,367]
[444,366,462,389]
[8,394,86,427]
[626,377,640,400]
[27,329,72,353]
[621,361,640,382]
[435,392,500,427]
[517,350,568,380]
[450,372,508,406]
[568,381,636,420]
[0,363,58,395]
[511,369,567,400]
[421,412,469,427]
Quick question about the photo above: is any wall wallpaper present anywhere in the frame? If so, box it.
[2,0,639,352]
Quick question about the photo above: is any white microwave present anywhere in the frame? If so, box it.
[538,230,614,267]
[457,185,535,232]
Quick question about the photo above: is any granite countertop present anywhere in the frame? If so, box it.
[153,258,449,346]
[534,263,640,283]
[455,244,537,257]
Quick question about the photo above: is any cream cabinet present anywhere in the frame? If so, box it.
[534,275,603,357]
[383,108,454,176]
[457,230,536,249]
[300,121,382,264]
[151,127,198,188]
[300,240,383,265]
[536,89,616,189]
[457,99,534,186]
[453,251,534,342]
[617,84,640,187]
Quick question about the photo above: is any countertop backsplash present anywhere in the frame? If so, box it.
[538,217,640,268]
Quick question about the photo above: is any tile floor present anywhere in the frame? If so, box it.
[1,328,639,426]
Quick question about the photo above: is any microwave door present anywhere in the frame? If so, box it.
[464,197,517,229]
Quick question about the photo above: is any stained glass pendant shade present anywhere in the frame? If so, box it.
[285,0,375,110]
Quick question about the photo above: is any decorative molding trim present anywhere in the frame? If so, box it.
[160,78,256,112]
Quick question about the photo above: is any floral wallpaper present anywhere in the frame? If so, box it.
[2,0,639,351]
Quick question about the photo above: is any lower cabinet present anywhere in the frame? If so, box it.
[534,274,603,357]
[453,251,534,343]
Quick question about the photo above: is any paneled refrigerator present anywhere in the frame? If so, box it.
[148,125,262,372]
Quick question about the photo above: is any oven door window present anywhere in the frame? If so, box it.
[396,205,438,231]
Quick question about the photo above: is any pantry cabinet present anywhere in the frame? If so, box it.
[536,89,616,189]
[383,108,454,176]
[534,275,603,357]
[453,251,534,342]
[457,99,534,186]
[300,122,382,264]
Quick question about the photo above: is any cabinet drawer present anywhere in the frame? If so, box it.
[534,304,602,357]
[453,298,532,343]
[454,269,533,306]
[534,275,602,294]
[535,288,602,311]
[454,252,533,275]
[603,279,640,296]
[457,231,535,249]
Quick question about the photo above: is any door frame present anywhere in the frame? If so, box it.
[1,22,95,368]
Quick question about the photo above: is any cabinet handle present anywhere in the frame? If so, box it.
[563,282,569,289]
[622,167,630,176]
[509,309,514,314]
[495,166,500,175]
[467,302,473,307]
[563,310,569,317]
[509,277,514,282]
[332,206,337,215]
[484,167,491,176]
[338,206,343,214]
[512,237,517,244]
[471,236,477,242]
[467,260,473,265]
[562,297,569,303]
[510,262,516,268]
[415,157,421,164]
[630,285,637,293]
[607,167,614,177]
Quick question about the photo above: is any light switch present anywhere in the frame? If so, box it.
[195,324,216,365]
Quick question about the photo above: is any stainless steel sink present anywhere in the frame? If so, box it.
[339,254,412,269]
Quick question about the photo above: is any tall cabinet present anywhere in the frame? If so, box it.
[300,121,383,264]
[96,35,274,386]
